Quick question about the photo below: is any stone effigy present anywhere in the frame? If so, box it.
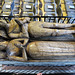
[28,21,75,38]
[0,18,29,61]
[0,17,75,61]
[27,41,75,60]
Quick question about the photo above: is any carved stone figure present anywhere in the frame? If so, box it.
[28,21,75,38]
[0,17,30,39]
[0,18,30,61]
[0,18,75,61]
[0,40,8,59]
[6,18,30,61]
[27,41,75,60]
[7,39,28,61]
[0,20,9,59]
[8,17,30,39]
